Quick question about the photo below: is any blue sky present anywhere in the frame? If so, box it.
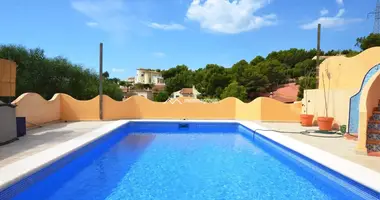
[0,0,376,79]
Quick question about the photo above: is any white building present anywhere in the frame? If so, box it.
[135,68,165,85]
[171,85,201,99]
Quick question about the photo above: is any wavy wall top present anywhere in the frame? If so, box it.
[318,47,380,90]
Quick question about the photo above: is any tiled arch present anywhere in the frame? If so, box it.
[348,64,380,134]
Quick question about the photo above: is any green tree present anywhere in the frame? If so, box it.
[356,33,380,51]
[0,45,123,101]
[220,81,247,102]
[256,59,287,90]
[292,59,316,78]
[154,91,169,102]
[249,56,265,66]
[119,81,127,86]
[102,71,110,78]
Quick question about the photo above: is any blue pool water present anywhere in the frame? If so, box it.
[2,122,379,200]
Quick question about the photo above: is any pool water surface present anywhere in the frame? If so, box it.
[4,122,378,200]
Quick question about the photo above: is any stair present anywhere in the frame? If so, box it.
[366,100,380,156]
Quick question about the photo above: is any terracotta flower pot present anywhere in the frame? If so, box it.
[317,117,334,131]
[300,114,314,126]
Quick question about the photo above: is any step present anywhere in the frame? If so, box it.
[368,152,380,157]
[367,140,380,145]
[368,120,380,124]
[367,129,380,134]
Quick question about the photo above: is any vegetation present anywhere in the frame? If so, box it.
[159,34,378,102]
[0,45,123,101]
[1,33,378,103]
[153,91,169,102]
[356,33,380,51]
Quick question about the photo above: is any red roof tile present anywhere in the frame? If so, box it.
[180,88,193,94]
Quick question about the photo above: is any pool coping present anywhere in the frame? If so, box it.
[0,119,379,194]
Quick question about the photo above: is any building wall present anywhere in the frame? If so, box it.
[13,93,302,125]
[12,93,61,127]
[135,69,163,85]
[304,47,380,132]
[303,89,357,127]
[356,71,380,153]
[318,47,380,90]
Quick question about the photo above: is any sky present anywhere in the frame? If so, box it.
[0,0,377,79]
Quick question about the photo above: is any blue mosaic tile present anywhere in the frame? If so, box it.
[367,144,380,152]
[367,123,380,130]
[367,133,380,140]
[373,113,380,121]
[348,64,380,134]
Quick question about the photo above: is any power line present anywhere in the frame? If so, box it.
[368,0,380,33]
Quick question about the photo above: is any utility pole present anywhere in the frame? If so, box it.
[99,43,103,120]
[368,0,380,34]
[316,23,321,88]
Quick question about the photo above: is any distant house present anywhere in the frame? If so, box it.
[264,83,299,103]
[126,77,135,84]
[135,68,165,85]
[122,88,153,100]
[171,86,201,98]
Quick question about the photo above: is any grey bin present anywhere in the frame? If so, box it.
[16,117,26,137]
[0,102,17,145]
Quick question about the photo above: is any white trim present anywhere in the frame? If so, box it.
[0,120,379,194]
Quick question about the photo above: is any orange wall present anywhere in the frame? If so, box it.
[12,93,60,127]
[260,97,301,122]
[60,94,99,121]
[104,96,237,120]
[13,93,302,124]
[0,59,16,97]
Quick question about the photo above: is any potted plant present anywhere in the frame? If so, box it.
[317,64,334,131]
[299,73,315,127]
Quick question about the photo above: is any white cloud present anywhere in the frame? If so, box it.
[148,23,186,30]
[300,9,362,30]
[336,0,344,6]
[86,21,98,27]
[320,9,329,16]
[71,0,129,41]
[112,68,125,73]
[152,52,166,58]
[186,0,277,34]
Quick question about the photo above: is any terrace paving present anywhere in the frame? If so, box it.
[0,121,112,168]
[255,121,380,173]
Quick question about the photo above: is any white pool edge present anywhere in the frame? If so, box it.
[0,119,379,194]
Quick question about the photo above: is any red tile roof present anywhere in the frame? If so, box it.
[180,88,193,94]
[267,83,299,103]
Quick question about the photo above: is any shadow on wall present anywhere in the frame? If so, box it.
[12,93,302,126]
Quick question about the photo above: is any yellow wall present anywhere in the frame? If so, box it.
[303,89,357,127]
[318,47,380,90]
[13,93,302,125]
[12,93,60,127]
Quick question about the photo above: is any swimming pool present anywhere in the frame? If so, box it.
[0,121,379,200]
